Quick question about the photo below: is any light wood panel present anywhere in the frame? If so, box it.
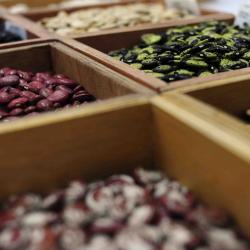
[151,95,250,236]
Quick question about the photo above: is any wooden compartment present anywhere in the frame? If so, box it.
[0,39,154,122]
[21,0,226,20]
[19,0,233,37]
[0,95,249,237]
[161,74,250,135]
[63,15,250,94]
[0,11,49,43]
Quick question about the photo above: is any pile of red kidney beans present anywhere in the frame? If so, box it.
[0,67,95,122]
[0,168,248,250]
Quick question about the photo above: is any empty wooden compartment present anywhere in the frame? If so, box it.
[163,74,250,134]
[0,95,249,238]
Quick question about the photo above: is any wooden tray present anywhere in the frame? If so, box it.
[0,95,249,237]
[17,0,233,40]
[161,74,250,134]
[61,15,235,92]
[0,0,164,13]
[0,39,154,108]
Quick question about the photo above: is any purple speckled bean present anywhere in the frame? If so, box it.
[29,81,45,93]
[24,105,37,114]
[47,90,69,103]
[9,108,24,116]
[56,85,73,95]
[8,97,29,109]
[0,91,14,104]
[20,91,40,102]
[36,99,53,111]
[39,88,53,98]
[0,75,19,87]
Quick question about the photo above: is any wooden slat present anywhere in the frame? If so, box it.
[0,96,153,196]
[152,95,250,236]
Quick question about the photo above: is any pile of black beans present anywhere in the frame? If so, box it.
[0,168,248,250]
[109,21,250,83]
[0,24,23,43]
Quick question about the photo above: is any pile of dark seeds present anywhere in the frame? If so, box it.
[0,67,95,122]
[0,168,248,250]
[0,25,23,43]
[109,21,250,83]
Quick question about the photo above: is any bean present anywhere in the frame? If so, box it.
[29,81,45,93]
[8,97,28,109]
[24,105,37,114]
[39,88,53,98]
[109,21,250,83]
[20,91,40,102]
[9,108,24,116]
[0,68,96,121]
[0,91,14,104]
[0,75,19,86]
[36,99,53,111]
[47,90,69,103]
[56,85,73,95]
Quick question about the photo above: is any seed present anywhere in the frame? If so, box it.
[29,81,45,93]
[141,33,162,45]
[20,91,40,102]
[47,90,69,103]
[39,87,53,98]
[0,91,14,103]
[109,21,250,84]
[9,108,24,116]
[8,97,28,109]
[0,75,19,86]
[36,99,53,111]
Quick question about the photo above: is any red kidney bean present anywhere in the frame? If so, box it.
[35,72,51,81]
[47,90,69,103]
[0,67,12,76]
[4,69,17,76]
[20,91,40,102]
[19,80,30,91]
[0,75,19,87]
[8,97,28,109]
[9,108,24,116]
[0,91,14,104]
[17,70,33,81]
[56,85,73,95]
[9,87,21,98]
[24,105,36,114]
[53,102,62,109]
[29,81,45,93]
[0,68,96,122]
[44,78,58,86]
[39,88,53,98]
[57,78,76,87]
[36,99,53,111]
